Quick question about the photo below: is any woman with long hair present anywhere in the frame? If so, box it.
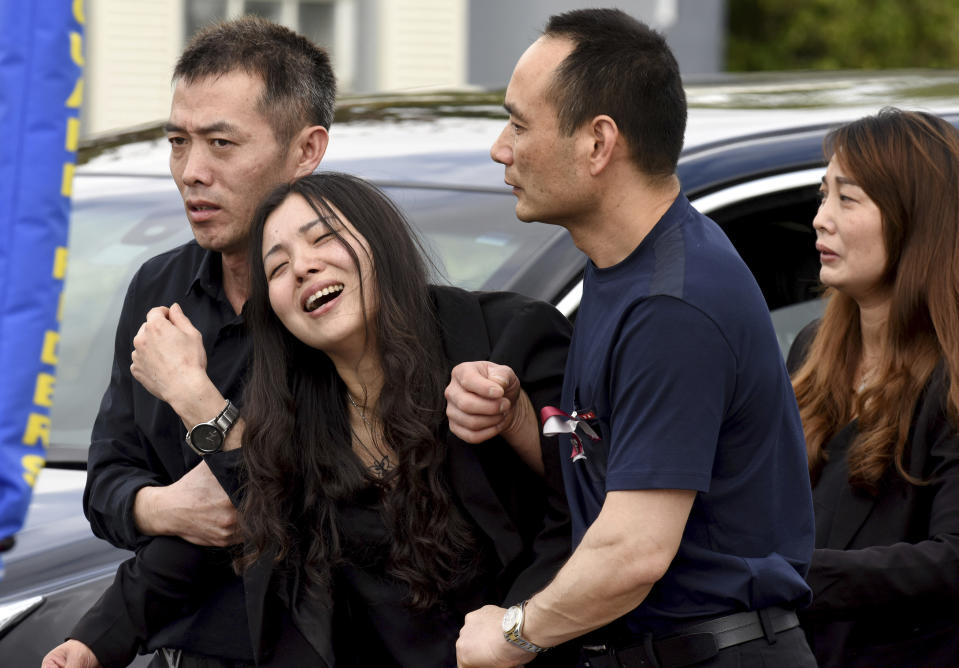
[788,108,959,666]
[238,171,573,665]
[43,172,573,667]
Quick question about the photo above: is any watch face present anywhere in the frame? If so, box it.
[502,606,521,633]
[190,423,223,453]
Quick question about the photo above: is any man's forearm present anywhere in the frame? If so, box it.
[132,485,164,536]
[85,467,159,549]
[164,372,227,432]
[521,526,657,646]
[521,488,696,648]
[131,453,241,546]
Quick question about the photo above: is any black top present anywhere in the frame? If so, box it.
[249,286,579,666]
[83,239,254,660]
[325,487,494,667]
[788,321,959,667]
[71,286,578,667]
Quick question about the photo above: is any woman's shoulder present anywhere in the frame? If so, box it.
[914,360,954,427]
[429,285,569,331]
[428,284,554,311]
[429,284,571,369]
[786,318,821,374]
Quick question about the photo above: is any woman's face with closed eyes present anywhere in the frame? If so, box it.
[261,194,376,358]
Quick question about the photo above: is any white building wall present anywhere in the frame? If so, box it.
[85,0,182,136]
[78,0,717,136]
[354,0,466,92]
[467,0,725,89]
[81,0,358,137]
[378,0,466,91]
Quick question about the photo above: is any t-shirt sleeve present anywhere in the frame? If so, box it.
[604,296,737,493]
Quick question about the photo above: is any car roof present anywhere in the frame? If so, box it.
[77,70,959,193]
[85,110,959,201]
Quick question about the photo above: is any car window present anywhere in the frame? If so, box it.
[769,298,825,359]
[50,179,191,462]
[705,184,825,357]
[379,185,554,291]
[708,184,822,310]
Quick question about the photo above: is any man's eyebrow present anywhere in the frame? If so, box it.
[503,102,527,123]
[164,121,242,135]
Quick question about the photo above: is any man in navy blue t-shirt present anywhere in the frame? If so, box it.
[448,8,816,668]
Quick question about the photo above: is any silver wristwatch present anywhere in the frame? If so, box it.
[502,600,550,654]
[185,400,239,455]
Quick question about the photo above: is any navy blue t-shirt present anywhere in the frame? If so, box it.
[559,194,814,634]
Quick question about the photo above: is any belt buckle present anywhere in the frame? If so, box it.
[583,644,609,652]
[581,643,620,668]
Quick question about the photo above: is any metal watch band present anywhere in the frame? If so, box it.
[185,399,239,455]
[507,635,549,654]
[503,600,550,654]
[213,399,240,434]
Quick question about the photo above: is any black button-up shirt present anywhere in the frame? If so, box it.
[83,239,253,659]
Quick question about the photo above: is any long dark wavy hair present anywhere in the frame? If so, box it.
[237,172,480,608]
[792,108,959,492]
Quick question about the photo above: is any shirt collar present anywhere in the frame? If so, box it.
[188,245,224,300]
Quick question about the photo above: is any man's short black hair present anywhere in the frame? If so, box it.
[174,16,336,146]
[544,8,686,178]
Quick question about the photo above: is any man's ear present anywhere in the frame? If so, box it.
[587,115,618,176]
[291,125,330,177]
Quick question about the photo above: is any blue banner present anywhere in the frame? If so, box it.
[0,0,85,550]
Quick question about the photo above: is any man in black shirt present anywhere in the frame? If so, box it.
[44,16,334,668]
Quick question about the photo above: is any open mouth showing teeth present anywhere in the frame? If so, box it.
[305,284,344,312]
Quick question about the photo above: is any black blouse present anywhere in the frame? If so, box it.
[323,486,494,667]
[70,287,577,667]
[788,320,959,667]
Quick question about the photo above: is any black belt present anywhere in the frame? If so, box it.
[581,607,800,668]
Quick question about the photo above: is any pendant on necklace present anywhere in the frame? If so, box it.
[369,454,392,477]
